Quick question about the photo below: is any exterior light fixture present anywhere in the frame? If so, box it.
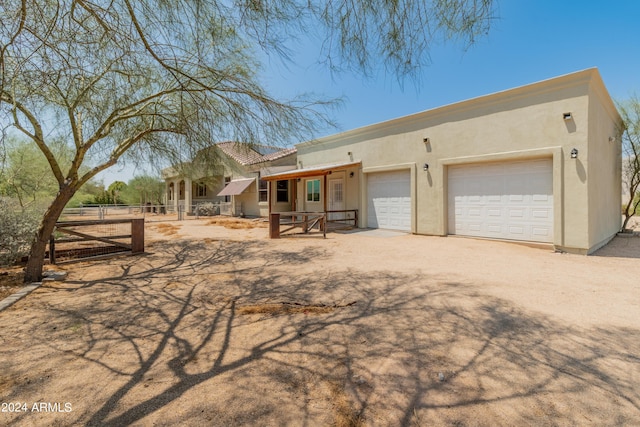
[423,137,430,144]
[563,112,572,120]
[423,163,429,171]
[349,171,354,178]
[570,148,578,159]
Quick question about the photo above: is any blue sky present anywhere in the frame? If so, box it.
[98,0,640,184]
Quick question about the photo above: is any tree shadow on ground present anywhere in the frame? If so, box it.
[1,238,639,426]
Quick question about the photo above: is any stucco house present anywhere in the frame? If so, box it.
[263,68,622,254]
[162,142,296,217]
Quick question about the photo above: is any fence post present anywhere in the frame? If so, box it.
[49,235,56,264]
[269,213,280,239]
[131,219,145,254]
[178,205,184,221]
[323,214,326,239]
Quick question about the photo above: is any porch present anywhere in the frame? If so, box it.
[261,161,362,228]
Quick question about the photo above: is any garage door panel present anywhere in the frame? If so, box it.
[487,223,503,234]
[532,194,551,202]
[448,159,553,243]
[508,208,525,218]
[487,208,502,217]
[468,207,482,217]
[508,225,526,236]
[468,223,482,232]
[532,208,552,219]
[532,227,551,237]
[367,171,411,231]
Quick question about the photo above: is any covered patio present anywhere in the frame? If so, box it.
[262,161,362,237]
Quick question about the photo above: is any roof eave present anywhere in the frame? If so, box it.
[262,161,361,181]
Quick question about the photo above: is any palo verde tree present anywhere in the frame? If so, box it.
[1,0,495,282]
[0,136,65,210]
[107,181,127,205]
[122,176,164,205]
[618,96,640,231]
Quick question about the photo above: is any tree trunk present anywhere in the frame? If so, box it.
[621,187,639,232]
[23,185,76,283]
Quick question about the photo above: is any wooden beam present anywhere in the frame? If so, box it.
[269,213,280,238]
[131,219,144,253]
[56,228,132,250]
[323,174,327,212]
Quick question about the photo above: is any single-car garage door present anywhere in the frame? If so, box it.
[448,159,553,243]
[367,170,411,231]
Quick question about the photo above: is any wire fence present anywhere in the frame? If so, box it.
[48,219,144,264]
[61,202,233,222]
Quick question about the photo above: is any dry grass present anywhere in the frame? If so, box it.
[207,217,267,229]
[150,223,181,236]
[329,381,366,427]
[237,302,348,316]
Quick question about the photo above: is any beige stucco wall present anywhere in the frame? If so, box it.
[296,69,621,253]
[585,81,623,252]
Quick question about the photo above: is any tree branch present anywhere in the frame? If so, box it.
[0,0,27,91]
[77,127,180,188]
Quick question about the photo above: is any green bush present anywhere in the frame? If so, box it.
[0,199,42,266]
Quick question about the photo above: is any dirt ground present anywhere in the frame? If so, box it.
[1,217,639,426]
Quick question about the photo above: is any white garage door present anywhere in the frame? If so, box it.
[448,159,553,243]
[367,170,411,231]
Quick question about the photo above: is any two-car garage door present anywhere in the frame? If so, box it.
[366,160,553,242]
[448,159,554,243]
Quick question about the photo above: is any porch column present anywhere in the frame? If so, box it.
[172,179,179,212]
[184,177,192,213]
[268,180,272,215]
[323,174,328,212]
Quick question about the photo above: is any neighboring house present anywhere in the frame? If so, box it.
[162,142,296,217]
[263,68,622,254]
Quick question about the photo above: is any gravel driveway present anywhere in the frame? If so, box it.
[1,218,639,426]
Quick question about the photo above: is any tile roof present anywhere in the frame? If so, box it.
[216,142,296,166]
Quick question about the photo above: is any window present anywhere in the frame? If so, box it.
[276,180,288,203]
[306,179,320,202]
[259,179,268,202]
[195,182,207,197]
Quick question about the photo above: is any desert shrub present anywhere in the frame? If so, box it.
[0,199,41,266]
[195,202,219,217]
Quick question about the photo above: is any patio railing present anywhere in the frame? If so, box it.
[325,209,358,230]
[269,212,327,239]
